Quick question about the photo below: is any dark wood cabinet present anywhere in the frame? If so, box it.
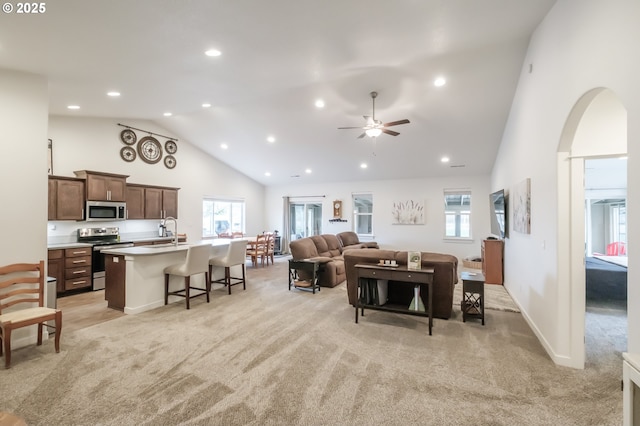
[74,170,128,201]
[48,176,85,220]
[482,239,504,285]
[48,246,92,294]
[105,254,125,311]
[142,186,179,219]
[125,185,145,219]
[47,249,65,293]
[63,247,92,292]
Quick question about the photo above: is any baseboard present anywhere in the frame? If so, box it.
[504,285,581,369]
[124,300,164,315]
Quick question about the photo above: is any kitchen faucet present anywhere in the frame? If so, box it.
[163,216,178,246]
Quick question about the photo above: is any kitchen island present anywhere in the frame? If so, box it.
[101,239,234,314]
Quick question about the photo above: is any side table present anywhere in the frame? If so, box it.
[461,271,485,325]
[288,259,320,293]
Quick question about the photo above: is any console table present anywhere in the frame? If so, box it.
[355,264,435,335]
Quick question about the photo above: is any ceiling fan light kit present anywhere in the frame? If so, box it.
[338,91,410,139]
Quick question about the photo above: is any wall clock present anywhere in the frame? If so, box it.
[333,200,342,218]
[165,140,178,154]
[137,136,163,164]
[120,129,137,145]
[164,155,177,169]
[120,146,136,162]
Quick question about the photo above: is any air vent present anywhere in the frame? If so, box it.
[290,174,301,178]
[450,164,466,168]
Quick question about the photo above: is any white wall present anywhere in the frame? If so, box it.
[266,175,491,260]
[491,0,640,366]
[47,116,266,242]
[0,68,48,347]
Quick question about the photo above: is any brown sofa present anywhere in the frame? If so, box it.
[289,234,348,287]
[336,231,379,250]
[343,249,459,319]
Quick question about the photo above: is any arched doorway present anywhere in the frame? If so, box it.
[557,88,627,368]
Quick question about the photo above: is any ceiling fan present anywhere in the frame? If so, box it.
[338,91,410,138]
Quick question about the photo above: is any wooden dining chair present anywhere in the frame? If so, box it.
[246,234,268,267]
[263,232,275,266]
[0,261,62,369]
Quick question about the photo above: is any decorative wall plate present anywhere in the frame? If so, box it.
[165,140,178,154]
[120,129,137,145]
[164,155,177,169]
[120,146,136,162]
[137,136,163,164]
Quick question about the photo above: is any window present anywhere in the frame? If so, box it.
[353,193,373,236]
[444,190,471,238]
[202,198,245,238]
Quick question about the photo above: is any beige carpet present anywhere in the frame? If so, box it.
[452,270,520,313]
[0,257,622,425]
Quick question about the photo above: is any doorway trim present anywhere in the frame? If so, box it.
[557,87,627,369]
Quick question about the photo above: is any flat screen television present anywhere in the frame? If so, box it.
[489,189,507,239]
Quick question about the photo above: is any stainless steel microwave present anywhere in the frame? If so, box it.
[85,201,126,222]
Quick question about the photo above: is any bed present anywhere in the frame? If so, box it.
[586,256,627,301]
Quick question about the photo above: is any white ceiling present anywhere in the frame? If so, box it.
[0,0,557,186]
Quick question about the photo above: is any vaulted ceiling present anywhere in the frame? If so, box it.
[0,0,557,185]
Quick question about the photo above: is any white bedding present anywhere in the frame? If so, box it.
[593,255,628,268]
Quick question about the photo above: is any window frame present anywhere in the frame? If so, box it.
[202,197,246,239]
[352,192,374,238]
[443,189,473,241]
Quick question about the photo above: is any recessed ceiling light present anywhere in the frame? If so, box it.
[163,112,172,117]
[202,103,211,108]
[107,91,120,97]
[441,156,450,163]
[264,172,271,177]
[267,136,276,143]
[220,143,228,150]
[305,168,312,174]
[360,163,368,169]
[205,49,222,57]
[315,99,325,108]
[434,77,446,87]
[67,105,80,110]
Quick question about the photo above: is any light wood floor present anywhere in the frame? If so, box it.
[56,290,125,334]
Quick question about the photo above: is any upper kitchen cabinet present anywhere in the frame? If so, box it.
[125,184,145,219]
[74,170,128,202]
[48,176,85,220]
[144,186,179,219]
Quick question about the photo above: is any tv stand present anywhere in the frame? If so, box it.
[482,239,504,284]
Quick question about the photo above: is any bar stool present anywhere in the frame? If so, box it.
[164,244,211,309]
[209,239,248,294]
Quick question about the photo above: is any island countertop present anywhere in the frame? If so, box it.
[101,238,234,256]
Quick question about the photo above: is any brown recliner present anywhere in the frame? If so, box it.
[289,234,346,287]
[336,231,379,250]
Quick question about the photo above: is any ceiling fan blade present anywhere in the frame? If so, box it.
[338,126,365,130]
[357,132,367,139]
[382,129,400,136]
[383,119,410,127]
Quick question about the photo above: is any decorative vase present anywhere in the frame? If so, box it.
[408,285,425,312]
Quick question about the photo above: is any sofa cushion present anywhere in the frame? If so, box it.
[289,237,319,260]
[322,234,343,257]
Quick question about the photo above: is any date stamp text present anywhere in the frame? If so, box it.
[3,3,47,13]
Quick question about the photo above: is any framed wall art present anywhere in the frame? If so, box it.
[392,199,425,225]
[513,178,531,234]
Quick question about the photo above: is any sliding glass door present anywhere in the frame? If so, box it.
[289,202,322,241]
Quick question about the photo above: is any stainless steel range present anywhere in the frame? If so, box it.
[77,227,134,290]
